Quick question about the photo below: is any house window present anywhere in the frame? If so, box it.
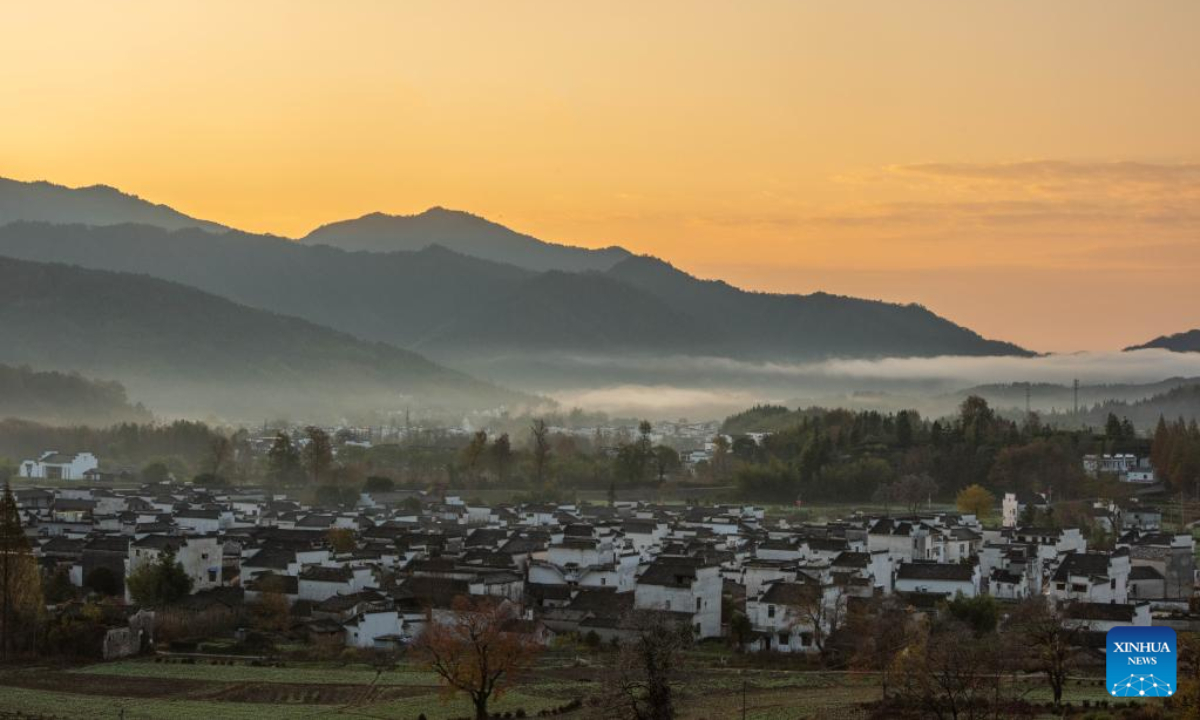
[665,599,671,610]
[696,597,702,612]
[778,632,789,645]
[801,632,813,646]
[768,605,776,618]
[601,578,606,586]
[208,569,217,582]
[695,623,701,635]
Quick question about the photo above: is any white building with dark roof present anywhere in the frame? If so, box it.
[20,451,99,480]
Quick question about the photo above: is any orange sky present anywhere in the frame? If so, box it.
[2,1,1198,353]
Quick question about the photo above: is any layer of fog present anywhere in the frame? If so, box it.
[542,349,1200,421]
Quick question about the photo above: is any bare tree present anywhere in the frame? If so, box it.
[795,581,847,655]
[1008,597,1086,708]
[462,430,488,481]
[530,420,551,490]
[848,594,914,699]
[600,611,693,720]
[891,618,1012,720]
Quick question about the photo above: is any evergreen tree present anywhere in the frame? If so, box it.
[491,433,512,483]
[1,482,41,658]
[896,410,914,448]
[126,547,193,607]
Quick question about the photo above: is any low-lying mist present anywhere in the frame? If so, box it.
[533,349,1200,421]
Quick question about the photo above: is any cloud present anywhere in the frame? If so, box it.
[892,160,1200,186]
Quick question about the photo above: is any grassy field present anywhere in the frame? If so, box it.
[0,653,1123,720]
[71,660,441,686]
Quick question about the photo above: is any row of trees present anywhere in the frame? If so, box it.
[851,594,1096,716]
[727,397,1105,505]
[414,590,1151,720]
[1151,416,1200,492]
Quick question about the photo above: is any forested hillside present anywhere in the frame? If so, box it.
[0,364,151,426]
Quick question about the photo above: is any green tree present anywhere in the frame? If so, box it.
[652,445,681,485]
[896,410,914,448]
[637,420,653,454]
[491,433,513,484]
[945,593,998,636]
[126,548,193,607]
[140,461,172,484]
[302,427,334,485]
[615,443,648,486]
[364,475,395,493]
[267,432,302,487]
[959,395,997,446]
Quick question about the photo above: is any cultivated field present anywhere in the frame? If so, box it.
[0,651,1122,720]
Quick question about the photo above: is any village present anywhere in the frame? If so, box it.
[5,446,1199,714]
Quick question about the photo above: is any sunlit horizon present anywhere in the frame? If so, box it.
[3,1,1198,353]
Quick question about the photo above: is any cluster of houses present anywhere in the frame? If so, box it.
[11,475,1197,659]
[1082,453,1157,484]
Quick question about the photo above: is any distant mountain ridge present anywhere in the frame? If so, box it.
[0,177,227,233]
[0,222,1030,366]
[0,175,1038,395]
[0,254,526,419]
[303,207,632,273]
[1126,330,1200,353]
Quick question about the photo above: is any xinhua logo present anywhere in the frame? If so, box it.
[1106,626,1177,698]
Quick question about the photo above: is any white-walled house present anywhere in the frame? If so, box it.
[344,608,401,648]
[298,565,375,602]
[894,561,980,598]
[125,535,223,602]
[1049,552,1130,604]
[1064,601,1151,632]
[744,580,843,654]
[988,568,1029,600]
[20,451,99,480]
[1013,527,1087,563]
[634,556,722,638]
[174,509,226,534]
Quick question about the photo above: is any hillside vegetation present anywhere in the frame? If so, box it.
[0,364,151,426]
[0,255,527,420]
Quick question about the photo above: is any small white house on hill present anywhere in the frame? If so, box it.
[20,451,99,481]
